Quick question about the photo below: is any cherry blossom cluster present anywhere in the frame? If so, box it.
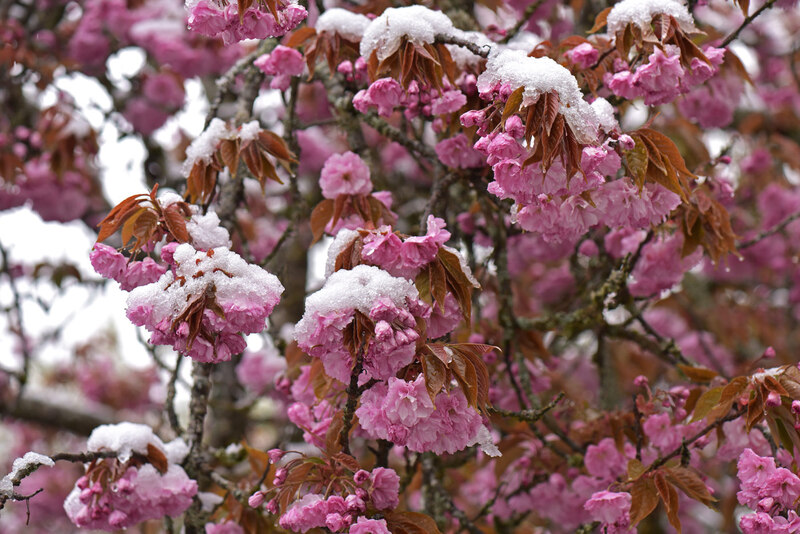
[186,0,307,44]
[63,423,197,530]
[126,243,284,362]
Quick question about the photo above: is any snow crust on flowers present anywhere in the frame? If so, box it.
[0,452,54,495]
[297,264,419,323]
[360,6,455,62]
[63,464,197,530]
[325,228,360,277]
[187,212,232,250]
[294,265,423,382]
[87,422,188,463]
[315,8,370,41]
[606,0,695,34]
[126,244,284,361]
[590,97,618,133]
[477,49,598,144]
[183,117,228,174]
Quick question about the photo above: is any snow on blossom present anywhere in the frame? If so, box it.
[360,6,455,62]
[294,265,425,383]
[477,48,599,144]
[86,422,188,463]
[64,422,196,530]
[606,0,695,34]
[319,152,373,199]
[315,8,371,41]
[182,117,229,175]
[186,211,232,250]
[126,244,284,362]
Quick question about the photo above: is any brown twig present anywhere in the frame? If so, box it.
[720,0,778,48]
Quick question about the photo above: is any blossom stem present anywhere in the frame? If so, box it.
[720,0,778,48]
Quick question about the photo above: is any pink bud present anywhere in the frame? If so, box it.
[765,391,781,407]
[634,375,649,388]
[267,448,285,463]
[618,134,635,151]
[248,491,265,508]
[763,346,776,359]
[273,467,287,486]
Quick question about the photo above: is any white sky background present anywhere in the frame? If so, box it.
[0,50,209,403]
[0,47,329,404]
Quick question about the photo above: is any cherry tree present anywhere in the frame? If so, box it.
[1,0,800,532]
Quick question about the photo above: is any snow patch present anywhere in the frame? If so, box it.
[360,6,455,62]
[316,8,371,42]
[607,0,695,34]
[477,49,599,144]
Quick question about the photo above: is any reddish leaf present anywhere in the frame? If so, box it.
[285,26,317,48]
[384,511,443,534]
[163,205,191,243]
[310,199,334,243]
[219,138,240,177]
[589,6,612,33]
[421,352,447,403]
[146,443,168,474]
[502,86,524,124]
[630,477,659,526]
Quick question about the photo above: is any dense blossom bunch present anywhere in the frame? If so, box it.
[63,423,197,530]
[186,0,307,44]
[126,244,283,362]
[294,265,426,384]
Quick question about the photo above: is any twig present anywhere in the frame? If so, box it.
[421,172,460,226]
[166,355,183,436]
[361,113,438,160]
[488,392,565,423]
[720,0,778,48]
[500,0,549,44]
[0,394,114,435]
[206,40,275,127]
[646,407,746,472]
[339,345,366,455]
[434,33,491,58]
[51,451,117,463]
[738,209,800,249]
[0,242,32,390]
